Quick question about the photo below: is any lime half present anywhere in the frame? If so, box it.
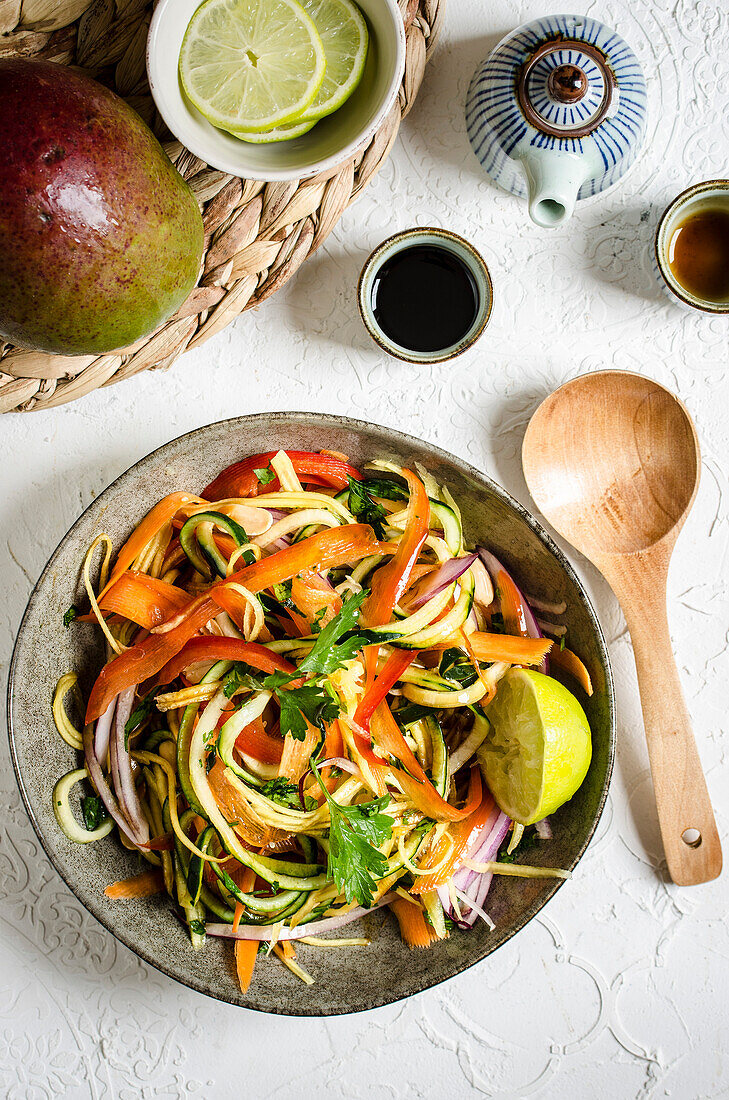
[296,0,369,122]
[179,0,326,133]
[477,669,592,825]
[226,119,317,143]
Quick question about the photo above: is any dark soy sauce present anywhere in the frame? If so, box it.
[371,244,479,353]
[668,207,729,303]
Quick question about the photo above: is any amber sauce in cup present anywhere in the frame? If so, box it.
[667,207,729,304]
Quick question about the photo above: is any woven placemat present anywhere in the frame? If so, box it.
[0,0,442,413]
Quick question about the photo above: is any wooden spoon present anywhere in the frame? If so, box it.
[522,370,722,885]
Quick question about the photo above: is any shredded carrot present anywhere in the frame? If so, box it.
[233,902,244,933]
[104,869,165,899]
[98,571,190,629]
[99,492,202,600]
[433,631,552,666]
[291,570,342,628]
[411,787,497,894]
[281,940,296,959]
[549,646,593,695]
[278,722,319,782]
[389,896,438,947]
[234,939,258,993]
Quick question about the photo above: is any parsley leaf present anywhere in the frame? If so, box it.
[81,794,106,831]
[275,680,340,741]
[296,589,368,677]
[439,647,478,688]
[63,605,78,628]
[347,477,388,539]
[260,777,316,811]
[224,662,267,698]
[314,769,392,907]
[254,467,276,485]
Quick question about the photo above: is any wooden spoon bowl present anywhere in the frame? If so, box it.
[523,370,721,885]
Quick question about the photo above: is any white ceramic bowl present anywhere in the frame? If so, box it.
[147,0,405,181]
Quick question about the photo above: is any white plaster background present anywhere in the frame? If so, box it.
[1,0,728,1096]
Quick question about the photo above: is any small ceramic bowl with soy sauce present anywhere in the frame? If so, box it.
[655,180,729,313]
[357,227,493,363]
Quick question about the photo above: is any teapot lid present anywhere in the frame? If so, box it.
[518,37,617,139]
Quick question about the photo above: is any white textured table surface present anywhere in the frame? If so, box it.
[2,1,728,1096]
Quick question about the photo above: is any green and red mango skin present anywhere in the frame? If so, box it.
[0,58,204,356]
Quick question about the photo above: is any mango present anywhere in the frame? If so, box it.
[0,59,204,356]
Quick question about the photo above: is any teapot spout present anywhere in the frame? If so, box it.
[519,151,588,228]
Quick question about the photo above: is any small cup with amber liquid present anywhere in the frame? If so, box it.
[655,180,729,313]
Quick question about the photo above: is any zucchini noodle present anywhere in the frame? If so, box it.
[51,449,576,991]
[83,533,124,655]
[52,674,84,751]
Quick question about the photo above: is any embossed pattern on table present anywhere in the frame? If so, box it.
[1,0,728,1096]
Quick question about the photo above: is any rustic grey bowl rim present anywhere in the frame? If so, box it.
[7,411,615,1016]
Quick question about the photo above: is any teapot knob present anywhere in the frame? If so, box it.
[547,64,588,103]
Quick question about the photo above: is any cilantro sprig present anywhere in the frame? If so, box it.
[313,767,392,907]
[254,467,276,485]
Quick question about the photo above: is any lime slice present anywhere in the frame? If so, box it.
[477,669,592,825]
[179,0,327,133]
[296,0,369,123]
[226,119,317,143]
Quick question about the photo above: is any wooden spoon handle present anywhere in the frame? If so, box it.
[609,563,722,885]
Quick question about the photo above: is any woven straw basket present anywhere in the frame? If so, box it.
[0,0,442,413]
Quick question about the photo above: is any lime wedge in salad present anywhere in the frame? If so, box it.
[477,669,592,826]
[179,0,327,133]
[296,0,369,123]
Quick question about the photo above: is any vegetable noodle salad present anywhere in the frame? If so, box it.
[53,449,593,991]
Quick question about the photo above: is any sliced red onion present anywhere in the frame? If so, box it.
[205,893,395,940]
[454,885,495,930]
[82,712,146,845]
[449,810,512,924]
[408,554,478,610]
[477,547,549,673]
[109,687,149,845]
[535,817,552,839]
[94,697,116,762]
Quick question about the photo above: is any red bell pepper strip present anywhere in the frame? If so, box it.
[98,571,191,629]
[370,702,483,822]
[354,649,417,731]
[85,524,381,723]
[99,492,202,600]
[154,637,297,688]
[360,470,430,628]
[202,451,363,500]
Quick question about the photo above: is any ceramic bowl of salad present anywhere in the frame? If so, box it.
[147,0,406,181]
[8,413,615,1015]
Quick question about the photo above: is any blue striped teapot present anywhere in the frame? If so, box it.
[466,14,647,228]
